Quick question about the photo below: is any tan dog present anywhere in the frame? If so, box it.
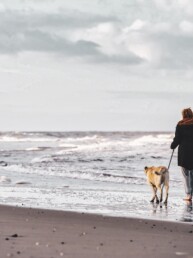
[144,166,169,204]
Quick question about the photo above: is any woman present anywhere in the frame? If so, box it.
[171,108,193,201]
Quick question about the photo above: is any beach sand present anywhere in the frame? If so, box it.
[0,205,193,258]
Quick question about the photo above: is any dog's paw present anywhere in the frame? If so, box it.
[150,199,154,203]
[156,200,160,204]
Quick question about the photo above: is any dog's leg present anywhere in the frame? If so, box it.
[153,187,159,203]
[161,184,165,202]
[155,191,159,203]
[157,185,162,203]
[150,185,156,202]
[164,184,169,204]
[160,185,163,202]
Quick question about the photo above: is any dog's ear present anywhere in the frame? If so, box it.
[144,166,148,173]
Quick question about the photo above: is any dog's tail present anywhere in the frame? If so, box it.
[154,168,168,176]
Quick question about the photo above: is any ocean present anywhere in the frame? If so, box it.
[0,131,192,223]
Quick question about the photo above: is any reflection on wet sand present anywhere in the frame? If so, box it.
[151,202,168,216]
[150,201,193,223]
[180,200,193,223]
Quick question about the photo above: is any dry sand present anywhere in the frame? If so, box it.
[0,205,193,258]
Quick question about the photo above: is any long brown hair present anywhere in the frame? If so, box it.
[182,108,193,119]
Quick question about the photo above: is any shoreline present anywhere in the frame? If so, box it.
[0,204,193,257]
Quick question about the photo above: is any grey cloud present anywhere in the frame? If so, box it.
[0,9,110,54]
[0,9,118,32]
[0,6,144,66]
[0,9,143,65]
[0,29,99,55]
[151,32,193,69]
[0,29,143,65]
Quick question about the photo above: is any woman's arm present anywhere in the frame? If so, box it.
[170,125,181,149]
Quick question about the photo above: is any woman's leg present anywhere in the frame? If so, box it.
[190,169,193,197]
[181,167,192,199]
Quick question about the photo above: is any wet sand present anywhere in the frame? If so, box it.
[0,205,193,258]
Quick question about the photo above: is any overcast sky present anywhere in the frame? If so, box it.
[0,0,193,131]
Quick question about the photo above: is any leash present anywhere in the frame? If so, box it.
[168,149,174,170]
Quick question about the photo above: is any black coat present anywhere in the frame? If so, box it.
[171,124,193,169]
